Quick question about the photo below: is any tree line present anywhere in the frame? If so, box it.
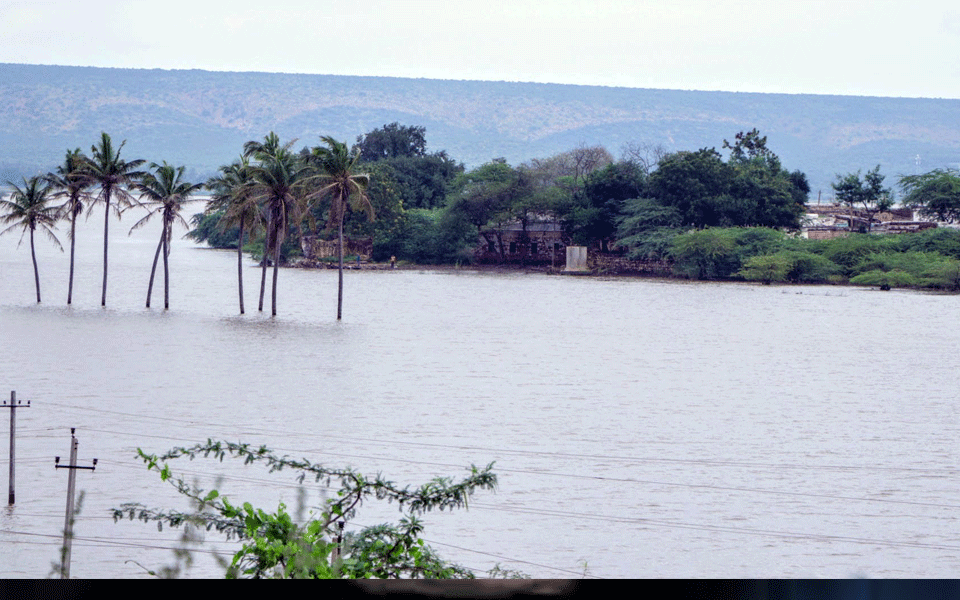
[8,123,960,305]
[190,125,812,265]
[1,131,372,318]
[191,123,960,291]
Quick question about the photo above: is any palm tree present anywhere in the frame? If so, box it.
[205,157,261,314]
[131,162,203,309]
[46,148,93,305]
[0,177,62,302]
[84,132,145,307]
[308,137,373,321]
[245,133,310,316]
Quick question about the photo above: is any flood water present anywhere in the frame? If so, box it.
[1,203,959,578]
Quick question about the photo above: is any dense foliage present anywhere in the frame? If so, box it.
[899,168,960,224]
[664,226,960,290]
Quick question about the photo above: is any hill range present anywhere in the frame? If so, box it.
[2,62,959,198]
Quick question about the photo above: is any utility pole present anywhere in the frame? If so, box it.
[331,520,344,568]
[4,390,30,505]
[54,428,96,579]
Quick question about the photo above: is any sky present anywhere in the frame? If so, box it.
[1,0,959,99]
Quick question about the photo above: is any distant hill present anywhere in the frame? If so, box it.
[2,62,959,198]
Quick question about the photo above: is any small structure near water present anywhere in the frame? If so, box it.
[301,235,372,261]
[564,246,589,272]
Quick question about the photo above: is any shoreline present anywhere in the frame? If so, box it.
[289,259,960,293]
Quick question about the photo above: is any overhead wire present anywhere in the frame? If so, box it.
[7,397,960,576]
[28,398,960,475]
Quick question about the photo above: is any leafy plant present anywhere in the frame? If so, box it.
[113,440,499,579]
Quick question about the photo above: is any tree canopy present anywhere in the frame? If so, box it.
[639,132,808,231]
[354,122,427,161]
[899,168,960,223]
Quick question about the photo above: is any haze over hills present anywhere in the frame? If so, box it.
[2,62,959,198]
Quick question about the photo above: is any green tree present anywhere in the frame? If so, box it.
[831,165,892,231]
[849,268,917,290]
[46,148,93,305]
[723,130,808,228]
[568,161,647,248]
[898,168,960,223]
[84,132,145,306]
[722,128,777,165]
[354,122,427,161]
[376,153,463,209]
[785,251,840,283]
[443,160,527,263]
[647,148,734,228]
[130,162,203,309]
[738,250,838,284]
[642,132,807,232]
[738,253,793,284]
[353,124,463,210]
[893,227,960,260]
[205,157,261,314]
[115,441,498,579]
[817,233,899,277]
[246,134,312,316]
[308,137,373,321]
[336,161,406,262]
[669,228,738,279]
[1,176,62,302]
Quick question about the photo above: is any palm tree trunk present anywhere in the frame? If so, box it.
[146,234,163,308]
[259,225,270,312]
[337,218,344,321]
[237,220,245,314]
[67,208,77,305]
[101,193,110,307]
[271,226,281,317]
[30,227,40,303]
[163,228,170,310]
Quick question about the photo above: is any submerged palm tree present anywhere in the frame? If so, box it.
[85,132,145,307]
[46,148,93,305]
[245,133,310,316]
[205,157,261,314]
[0,177,62,302]
[308,137,373,321]
[131,162,203,309]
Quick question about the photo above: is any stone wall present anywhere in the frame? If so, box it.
[301,236,373,260]
[589,253,672,275]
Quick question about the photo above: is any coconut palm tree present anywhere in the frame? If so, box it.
[46,148,93,305]
[84,132,145,307]
[308,137,373,321]
[130,162,203,309]
[205,157,261,314]
[245,133,311,316]
[0,176,62,302]
[244,133,297,313]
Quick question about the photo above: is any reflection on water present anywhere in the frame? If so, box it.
[1,205,959,577]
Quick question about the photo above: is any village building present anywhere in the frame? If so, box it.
[475,220,567,266]
[802,203,936,239]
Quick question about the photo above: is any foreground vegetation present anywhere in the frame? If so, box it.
[114,441,506,579]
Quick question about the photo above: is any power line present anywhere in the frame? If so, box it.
[467,501,960,552]
[37,399,959,476]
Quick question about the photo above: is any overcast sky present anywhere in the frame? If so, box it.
[2,0,959,99]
